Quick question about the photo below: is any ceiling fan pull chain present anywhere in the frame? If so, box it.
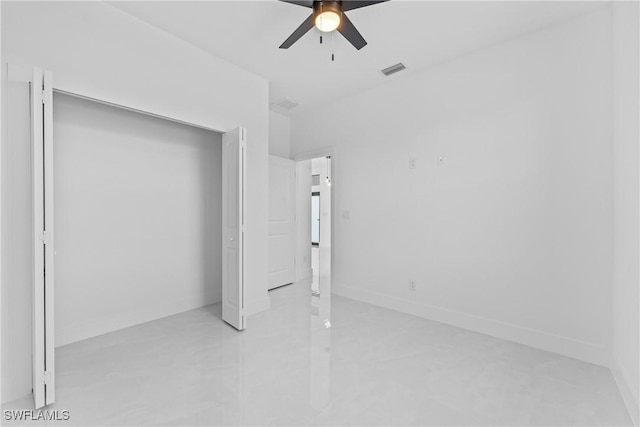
[331,30,335,62]
[320,2,324,45]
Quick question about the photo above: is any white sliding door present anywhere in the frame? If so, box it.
[31,68,55,408]
[268,156,295,290]
[222,127,246,330]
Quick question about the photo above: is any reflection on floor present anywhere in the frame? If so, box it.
[311,246,320,295]
[2,278,632,426]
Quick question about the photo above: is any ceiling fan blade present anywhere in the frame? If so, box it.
[337,13,367,50]
[341,0,389,12]
[278,0,314,8]
[279,14,315,49]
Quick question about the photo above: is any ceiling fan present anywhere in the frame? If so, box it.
[279,0,389,51]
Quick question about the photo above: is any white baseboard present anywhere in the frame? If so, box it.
[56,294,219,347]
[612,358,640,426]
[332,284,609,367]
[1,392,33,407]
[57,290,268,347]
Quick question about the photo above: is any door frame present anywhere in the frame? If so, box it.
[311,191,320,247]
[293,149,337,287]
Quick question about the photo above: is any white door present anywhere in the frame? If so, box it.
[268,156,296,290]
[31,68,55,408]
[222,127,246,330]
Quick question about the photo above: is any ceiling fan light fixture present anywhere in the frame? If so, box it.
[313,1,342,32]
[315,10,340,32]
[279,0,388,50]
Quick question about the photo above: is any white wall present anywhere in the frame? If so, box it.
[292,7,613,365]
[1,1,269,403]
[612,2,640,424]
[1,79,31,405]
[269,111,292,159]
[53,93,222,347]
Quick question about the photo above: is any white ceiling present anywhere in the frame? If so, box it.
[110,1,606,115]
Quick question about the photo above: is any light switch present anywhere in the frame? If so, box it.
[342,210,350,219]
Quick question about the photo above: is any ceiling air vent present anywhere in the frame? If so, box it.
[381,62,406,77]
[271,97,300,111]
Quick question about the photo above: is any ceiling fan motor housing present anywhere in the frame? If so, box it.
[279,0,387,50]
[314,1,342,17]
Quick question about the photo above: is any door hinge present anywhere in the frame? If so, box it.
[42,90,51,105]
[41,230,52,245]
[42,370,51,385]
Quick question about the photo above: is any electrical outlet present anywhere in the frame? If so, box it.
[409,157,417,170]
[409,280,416,291]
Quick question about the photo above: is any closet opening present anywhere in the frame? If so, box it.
[53,91,225,347]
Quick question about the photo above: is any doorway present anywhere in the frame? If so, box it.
[311,191,320,247]
[53,91,225,346]
[295,155,333,299]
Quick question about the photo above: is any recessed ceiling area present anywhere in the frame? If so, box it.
[110,1,606,115]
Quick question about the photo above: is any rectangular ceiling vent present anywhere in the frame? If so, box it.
[381,62,406,77]
[271,97,300,111]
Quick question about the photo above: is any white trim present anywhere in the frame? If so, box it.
[56,295,223,348]
[293,147,336,163]
[332,283,610,367]
[7,64,227,134]
[53,89,224,134]
[31,68,46,410]
[43,70,55,406]
[611,358,640,426]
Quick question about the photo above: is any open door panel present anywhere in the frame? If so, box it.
[31,68,55,408]
[222,127,246,330]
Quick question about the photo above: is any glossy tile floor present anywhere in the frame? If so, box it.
[3,278,632,426]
